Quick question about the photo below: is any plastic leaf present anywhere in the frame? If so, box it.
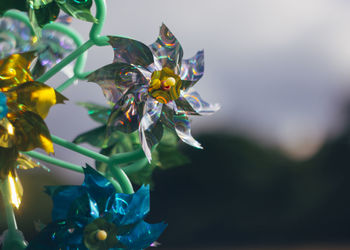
[77,102,111,124]
[0,0,28,15]
[56,0,97,23]
[6,81,68,118]
[0,52,35,90]
[28,0,60,29]
[150,24,184,73]
[108,36,154,67]
[73,125,110,148]
[87,62,148,104]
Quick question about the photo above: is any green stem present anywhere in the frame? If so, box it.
[123,158,149,175]
[23,151,84,173]
[56,76,77,92]
[3,10,34,35]
[90,0,109,46]
[110,147,146,165]
[37,39,94,83]
[51,135,110,163]
[109,164,134,194]
[0,180,17,232]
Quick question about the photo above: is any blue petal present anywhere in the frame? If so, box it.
[117,220,167,250]
[119,185,150,225]
[82,165,116,210]
[46,185,86,221]
[26,219,87,250]
[0,92,8,119]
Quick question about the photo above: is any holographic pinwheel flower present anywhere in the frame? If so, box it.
[27,166,167,250]
[88,24,220,161]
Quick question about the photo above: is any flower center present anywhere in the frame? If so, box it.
[148,67,182,104]
[96,229,108,241]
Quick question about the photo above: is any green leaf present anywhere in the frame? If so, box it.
[55,0,97,23]
[77,102,111,124]
[73,125,108,148]
[0,0,28,15]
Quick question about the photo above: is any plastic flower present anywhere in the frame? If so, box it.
[0,52,67,179]
[0,15,76,78]
[88,24,220,161]
[27,166,167,249]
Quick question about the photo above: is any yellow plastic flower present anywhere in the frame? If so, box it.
[0,52,67,182]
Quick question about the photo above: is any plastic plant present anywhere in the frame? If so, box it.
[0,0,219,249]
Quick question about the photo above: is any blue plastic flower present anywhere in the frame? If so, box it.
[26,166,166,249]
[0,92,8,119]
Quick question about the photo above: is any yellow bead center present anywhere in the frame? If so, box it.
[96,230,108,241]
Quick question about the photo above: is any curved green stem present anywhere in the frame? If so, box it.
[89,0,109,46]
[109,164,134,194]
[37,39,94,83]
[3,10,34,35]
[123,158,149,175]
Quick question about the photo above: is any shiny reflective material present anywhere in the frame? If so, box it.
[89,24,219,161]
[150,24,184,73]
[173,113,202,149]
[108,36,154,67]
[27,167,166,249]
[0,52,67,179]
[139,98,163,161]
[0,17,34,59]
[0,92,8,118]
[56,0,97,23]
[8,171,23,209]
[184,90,221,115]
[180,49,204,83]
[0,52,35,91]
[88,62,148,104]
[148,67,182,104]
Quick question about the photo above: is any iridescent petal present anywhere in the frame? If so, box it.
[174,114,202,149]
[16,153,49,171]
[6,81,68,119]
[0,17,34,59]
[87,62,148,104]
[175,96,199,116]
[139,97,163,162]
[107,92,143,134]
[108,36,154,68]
[118,220,167,250]
[150,24,183,73]
[183,90,221,115]
[180,50,204,84]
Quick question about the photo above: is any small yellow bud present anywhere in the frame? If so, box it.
[96,230,108,241]
[165,77,176,87]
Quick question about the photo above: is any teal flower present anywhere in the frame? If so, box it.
[26,166,166,249]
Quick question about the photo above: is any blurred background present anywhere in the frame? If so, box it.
[3,0,350,248]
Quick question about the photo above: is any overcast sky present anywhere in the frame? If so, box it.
[43,0,350,172]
